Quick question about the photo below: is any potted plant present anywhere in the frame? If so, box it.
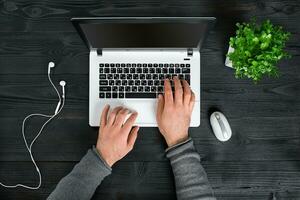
[225,19,291,82]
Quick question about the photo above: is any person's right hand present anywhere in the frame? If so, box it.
[156,77,195,147]
[96,105,139,167]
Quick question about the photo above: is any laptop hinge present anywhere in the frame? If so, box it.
[97,49,102,56]
[187,48,193,57]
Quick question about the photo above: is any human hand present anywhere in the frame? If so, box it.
[96,105,139,167]
[156,77,195,147]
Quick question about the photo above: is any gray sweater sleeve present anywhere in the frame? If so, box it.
[47,146,112,200]
[166,138,216,200]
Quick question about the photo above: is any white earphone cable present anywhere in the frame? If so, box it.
[0,65,65,190]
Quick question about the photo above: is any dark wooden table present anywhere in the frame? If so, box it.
[0,0,299,199]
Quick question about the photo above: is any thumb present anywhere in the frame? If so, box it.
[127,126,139,149]
[156,94,164,120]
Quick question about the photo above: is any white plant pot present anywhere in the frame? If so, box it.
[225,46,234,68]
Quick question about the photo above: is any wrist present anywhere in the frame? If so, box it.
[166,134,189,148]
[96,146,115,167]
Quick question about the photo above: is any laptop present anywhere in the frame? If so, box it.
[71,17,216,127]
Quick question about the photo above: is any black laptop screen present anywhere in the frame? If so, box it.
[79,22,208,49]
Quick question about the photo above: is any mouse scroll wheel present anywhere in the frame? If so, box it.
[215,113,220,119]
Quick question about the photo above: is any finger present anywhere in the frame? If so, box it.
[174,76,183,105]
[156,94,164,121]
[100,104,110,127]
[164,79,173,105]
[107,106,123,125]
[123,112,138,133]
[113,108,129,127]
[189,92,196,112]
[127,126,139,150]
[182,80,192,105]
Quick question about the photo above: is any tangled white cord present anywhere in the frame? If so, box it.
[0,62,66,190]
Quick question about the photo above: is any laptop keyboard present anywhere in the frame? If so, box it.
[99,63,190,99]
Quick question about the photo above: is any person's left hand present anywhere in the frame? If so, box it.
[96,105,140,167]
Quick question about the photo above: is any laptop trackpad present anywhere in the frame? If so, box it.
[105,99,157,125]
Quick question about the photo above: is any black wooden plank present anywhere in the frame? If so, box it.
[1,161,300,199]
[0,116,299,162]
[0,0,300,32]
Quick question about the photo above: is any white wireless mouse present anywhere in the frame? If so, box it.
[210,111,232,142]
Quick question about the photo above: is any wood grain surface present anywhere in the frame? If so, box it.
[0,0,299,199]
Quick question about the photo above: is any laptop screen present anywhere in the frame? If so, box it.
[73,18,215,49]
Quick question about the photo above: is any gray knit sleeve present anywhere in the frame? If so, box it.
[47,146,112,200]
[166,138,216,200]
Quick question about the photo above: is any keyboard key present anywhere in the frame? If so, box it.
[106,92,111,98]
[124,68,129,73]
[125,86,131,92]
[128,80,134,85]
[126,93,156,98]
[133,74,139,79]
[122,80,127,85]
[111,68,116,73]
[99,93,105,98]
[151,86,156,92]
[175,68,181,73]
[109,80,114,85]
[105,63,109,67]
[119,86,124,92]
[154,63,158,67]
[99,68,104,73]
[159,64,163,67]
[99,74,106,79]
[116,64,120,67]
[138,86,143,92]
[99,64,104,67]
[182,68,190,73]
[130,68,135,73]
[110,63,115,67]
[135,80,141,85]
[114,74,119,79]
[112,86,118,92]
[116,80,121,86]
[146,74,152,79]
[121,63,125,67]
[107,74,113,79]
[127,63,131,67]
[180,64,185,67]
[112,93,118,98]
[100,80,108,85]
[156,68,161,73]
[141,80,147,85]
[150,68,155,73]
[169,68,175,73]
[132,86,138,92]
[120,74,126,79]
[143,68,148,73]
[100,86,111,92]
[154,80,160,85]
[186,64,190,67]
[119,92,125,98]
[140,74,145,79]
[127,74,132,79]
[153,74,158,79]
[137,68,142,73]
[148,80,153,85]
[145,86,150,92]
[117,68,122,73]
[163,68,168,73]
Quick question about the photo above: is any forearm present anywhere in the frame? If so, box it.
[166,138,215,200]
[48,147,112,200]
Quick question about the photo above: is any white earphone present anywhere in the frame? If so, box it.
[0,62,67,190]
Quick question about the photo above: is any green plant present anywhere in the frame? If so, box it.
[227,19,291,82]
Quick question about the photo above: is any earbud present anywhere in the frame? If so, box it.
[59,80,66,98]
[48,62,55,74]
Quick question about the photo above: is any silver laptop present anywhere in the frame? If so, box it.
[71,17,216,127]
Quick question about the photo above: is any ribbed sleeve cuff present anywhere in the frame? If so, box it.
[165,138,199,160]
